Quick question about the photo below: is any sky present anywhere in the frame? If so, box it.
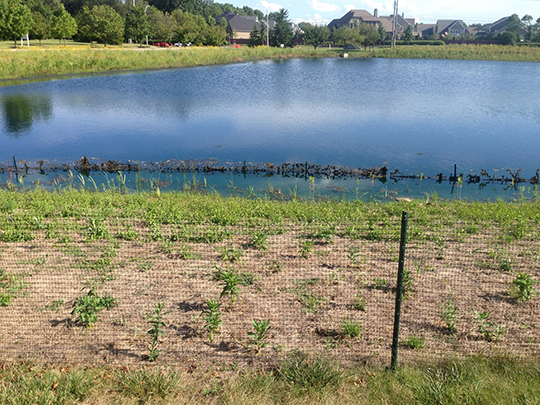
[237,0,540,25]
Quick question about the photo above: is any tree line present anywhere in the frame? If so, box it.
[0,0,267,46]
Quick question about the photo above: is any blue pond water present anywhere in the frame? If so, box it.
[1,57,539,201]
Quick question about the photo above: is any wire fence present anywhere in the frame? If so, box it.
[0,212,539,368]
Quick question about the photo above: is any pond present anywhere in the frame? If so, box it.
[1,57,540,201]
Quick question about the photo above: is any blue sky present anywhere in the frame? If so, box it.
[237,0,540,25]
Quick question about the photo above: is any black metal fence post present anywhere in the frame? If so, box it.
[390,211,409,370]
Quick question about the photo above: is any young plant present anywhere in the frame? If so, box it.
[202,298,222,342]
[340,319,362,338]
[146,301,170,361]
[404,335,425,349]
[217,270,242,303]
[71,288,117,328]
[299,240,314,259]
[352,294,366,311]
[348,246,365,267]
[402,270,414,300]
[510,272,537,301]
[247,319,271,353]
[439,298,459,333]
[218,246,243,263]
[250,231,268,250]
[473,310,506,342]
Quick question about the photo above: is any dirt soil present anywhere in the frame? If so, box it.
[1,219,539,368]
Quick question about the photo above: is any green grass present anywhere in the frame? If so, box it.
[2,42,539,83]
[0,355,538,403]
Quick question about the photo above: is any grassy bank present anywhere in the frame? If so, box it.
[0,355,538,404]
[374,44,540,62]
[0,45,341,81]
[1,43,539,82]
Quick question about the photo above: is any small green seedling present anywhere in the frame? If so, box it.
[71,288,117,328]
[202,298,222,342]
[404,335,425,349]
[146,301,170,361]
[219,246,243,263]
[439,298,459,333]
[352,294,366,311]
[511,272,537,301]
[340,319,362,338]
[250,231,269,250]
[217,270,242,303]
[299,240,314,259]
[248,319,271,353]
[473,310,506,342]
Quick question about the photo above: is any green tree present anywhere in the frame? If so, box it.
[0,0,34,46]
[201,22,226,46]
[170,8,206,44]
[331,25,362,48]
[248,22,266,47]
[124,5,150,44]
[77,5,124,46]
[299,22,329,50]
[378,21,386,43]
[499,30,520,45]
[402,24,413,41]
[358,23,379,48]
[29,10,49,44]
[51,4,77,45]
[271,8,293,47]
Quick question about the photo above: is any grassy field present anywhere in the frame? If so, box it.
[0,189,539,400]
[0,354,539,404]
[1,41,540,82]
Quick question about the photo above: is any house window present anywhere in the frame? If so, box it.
[450,29,460,35]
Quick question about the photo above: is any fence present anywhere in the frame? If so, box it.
[1,201,539,368]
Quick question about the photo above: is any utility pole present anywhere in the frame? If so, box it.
[391,0,399,48]
[267,9,270,47]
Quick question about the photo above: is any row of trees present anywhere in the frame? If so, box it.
[0,0,263,46]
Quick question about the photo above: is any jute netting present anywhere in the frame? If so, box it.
[0,215,538,367]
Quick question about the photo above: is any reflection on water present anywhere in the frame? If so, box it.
[1,57,539,201]
[1,94,53,136]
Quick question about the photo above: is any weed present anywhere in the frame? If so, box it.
[218,246,243,263]
[0,269,26,306]
[351,294,366,311]
[402,270,414,299]
[247,319,271,353]
[71,288,117,328]
[270,258,283,273]
[276,352,345,391]
[372,278,388,290]
[348,245,365,267]
[291,281,326,314]
[404,335,425,349]
[84,217,109,241]
[177,245,203,260]
[250,231,268,250]
[115,226,138,241]
[136,259,154,272]
[159,240,174,254]
[439,298,459,333]
[303,225,335,244]
[217,270,242,302]
[473,310,506,342]
[510,273,537,301]
[340,319,362,338]
[202,298,222,342]
[146,301,170,361]
[299,239,314,259]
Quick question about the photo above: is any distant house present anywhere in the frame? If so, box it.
[477,16,527,37]
[328,9,414,38]
[216,12,275,44]
[420,20,473,38]
[328,9,393,36]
